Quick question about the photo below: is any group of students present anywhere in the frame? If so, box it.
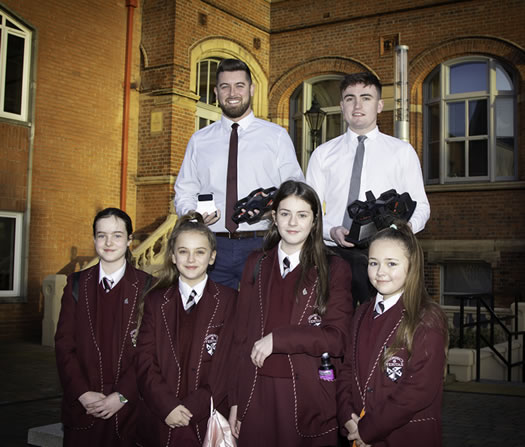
[55,180,448,447]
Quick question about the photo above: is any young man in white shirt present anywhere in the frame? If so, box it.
[306,72,430,305]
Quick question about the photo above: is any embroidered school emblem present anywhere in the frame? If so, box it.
[204,334,218,356]
[130,328,138,348]
[385,355,404,382]
[308,313,322,327]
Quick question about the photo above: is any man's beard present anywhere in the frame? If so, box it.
[219,97,251,119]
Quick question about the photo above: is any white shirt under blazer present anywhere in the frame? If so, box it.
[306,126,430,243]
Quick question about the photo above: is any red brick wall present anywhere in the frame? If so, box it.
[0,0,142,339]
[268,0,525,306]
[136,0,271,230]
[1,0,523,339]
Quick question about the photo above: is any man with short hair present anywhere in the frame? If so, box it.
[175,59,304,289]
[306,72,430,305]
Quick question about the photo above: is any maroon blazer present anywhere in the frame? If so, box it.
[336,299,447,447]
[135,279,236,447]
[54,262,151,443]
[231,247,353,438]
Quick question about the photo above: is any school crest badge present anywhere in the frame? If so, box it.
[308,313,322,327]
[204,334,218,356]
[385,355,404,382]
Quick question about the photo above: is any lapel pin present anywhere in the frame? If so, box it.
[302,288,307,295]
[124,298,128,304]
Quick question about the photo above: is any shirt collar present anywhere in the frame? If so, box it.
[277,241,301,276]
[221,111,255,132]
[99,262,126,286]
[347,126,379,143]
[374,290,403,314]
[178,275,207,310]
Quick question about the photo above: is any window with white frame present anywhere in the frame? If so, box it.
[0,9,32,121]
[0,212,23,298]
[195,58,223,130]
[424,57,516,184]
[290,76,345,170]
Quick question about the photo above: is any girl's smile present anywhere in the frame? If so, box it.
[171,231,216,287]
[368,238,409,300]
[272,195,315,255]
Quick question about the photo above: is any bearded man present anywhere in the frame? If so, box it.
[174,59,304,289]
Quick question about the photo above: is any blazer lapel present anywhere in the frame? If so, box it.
[189,281,221,390]
[83,265,99,344]
[290,266,317,325]
[160,286,179,359]
[258,249,279,329]
[114,264,140,376]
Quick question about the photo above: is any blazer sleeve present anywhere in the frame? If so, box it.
[135,294,182,421]
[359,322,447,444]
[54,274,91,405]
[272,257,353,357]
[336,304,368,433]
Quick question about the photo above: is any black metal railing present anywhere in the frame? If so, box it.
[454,292,524,382]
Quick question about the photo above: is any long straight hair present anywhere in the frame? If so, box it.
[136,211,216,330]
[264,180,331,315]
[369,221,448,367]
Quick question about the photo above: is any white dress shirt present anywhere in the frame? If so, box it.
[277,241,301,276]
[174,111,305,232]
[374,291,403,315]
[306,127,430,244]
[178,275,207,311]
[98,262,126,288]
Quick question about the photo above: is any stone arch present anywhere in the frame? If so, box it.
[269,57,377,127]
[408,36,525,152]
[189,37,268,117]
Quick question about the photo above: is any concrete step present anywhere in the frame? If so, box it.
[27,423,63,447]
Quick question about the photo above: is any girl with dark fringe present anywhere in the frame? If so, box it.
[229,180,354,446]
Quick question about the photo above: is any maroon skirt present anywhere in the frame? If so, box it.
[238,375,337,447]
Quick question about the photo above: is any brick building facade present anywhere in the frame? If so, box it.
[0,0,523,339]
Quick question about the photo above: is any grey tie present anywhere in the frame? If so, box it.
[342,135,367,228]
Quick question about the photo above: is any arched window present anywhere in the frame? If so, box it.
[0,8,32,122]
[424,57,516,183]
[195,58,223,130]
[290,75,344,169]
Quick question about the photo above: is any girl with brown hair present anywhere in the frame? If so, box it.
[337,221,448,447]
[229,180,353,446]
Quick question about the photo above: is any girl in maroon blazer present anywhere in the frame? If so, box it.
[55,207,152,447]
[228,180,354,447]
[337,222,448,447]
[135,212,236,447]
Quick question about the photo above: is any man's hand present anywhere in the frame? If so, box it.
[203,209,220,226]
[330,226,355,248]
[228,405,241,439]
[165,405,193,428]
[251,333,273,368]
[84,392,123,419]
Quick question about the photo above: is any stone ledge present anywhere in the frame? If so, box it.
[27,423,63,447]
